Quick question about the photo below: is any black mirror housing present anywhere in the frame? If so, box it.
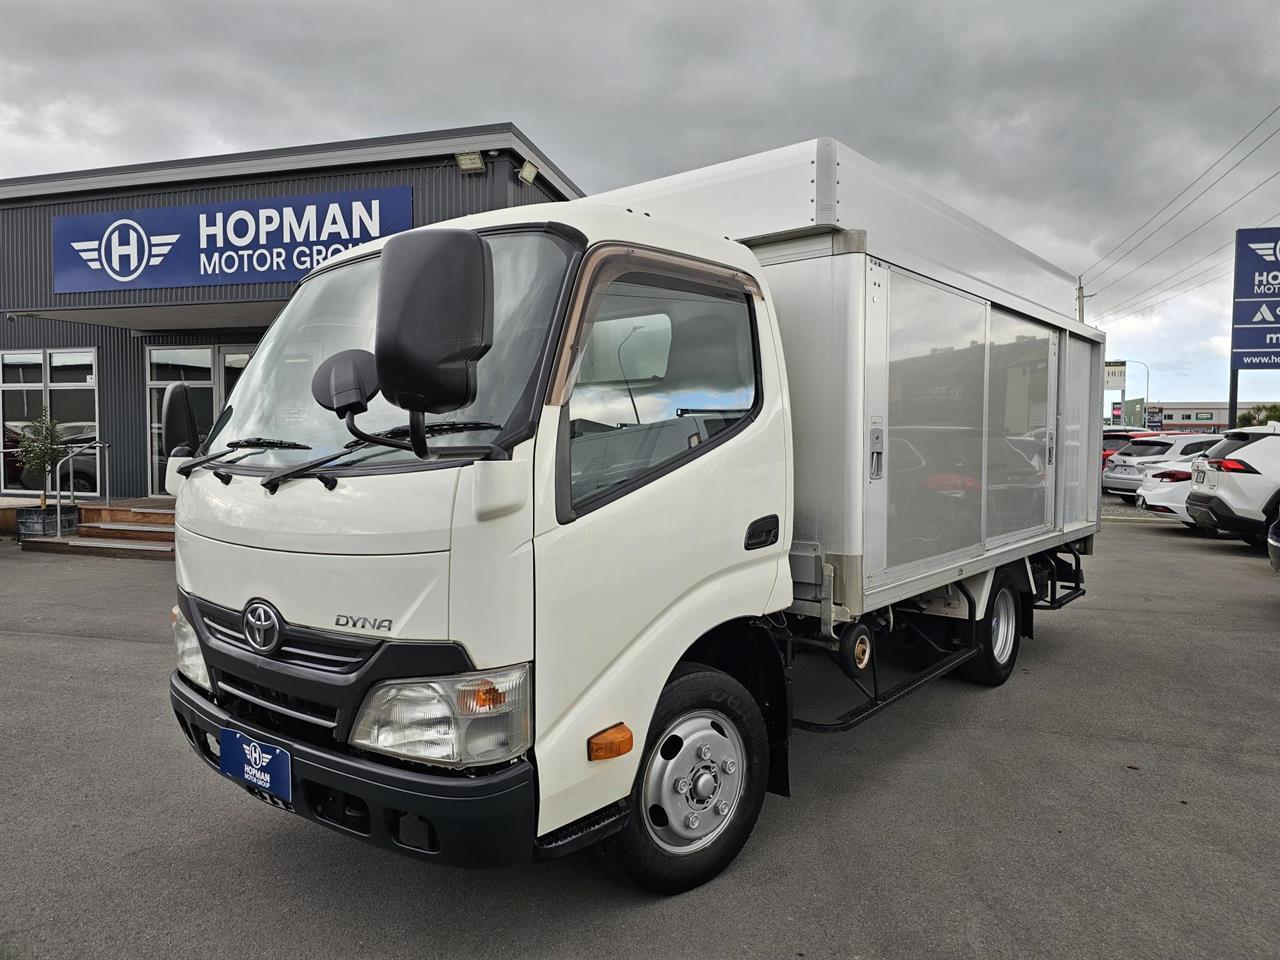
[312,348,379,418]
[161,382,200,457]
[375,228,493,414]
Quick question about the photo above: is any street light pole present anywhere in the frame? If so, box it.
[1127,359,1152,426]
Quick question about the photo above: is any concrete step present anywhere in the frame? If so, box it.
[20,536,175,561]
[77,522,176,543]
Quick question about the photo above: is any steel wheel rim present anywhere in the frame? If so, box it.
[640,709,745,856]
[990,587,1017,664]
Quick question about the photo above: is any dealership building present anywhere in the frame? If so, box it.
[0,124,580,500]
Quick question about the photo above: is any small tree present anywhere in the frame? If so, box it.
[1237,403,1280,428]
[15,406,67,510]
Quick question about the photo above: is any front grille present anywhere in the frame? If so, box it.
[215,669,340,743]
[195,599,381,674]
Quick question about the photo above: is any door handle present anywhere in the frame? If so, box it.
[744,514,779,550]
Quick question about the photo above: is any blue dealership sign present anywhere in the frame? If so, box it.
[52,186,413,293]
[1231,227,1280,370]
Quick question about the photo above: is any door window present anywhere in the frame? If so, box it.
[565,273,757,510]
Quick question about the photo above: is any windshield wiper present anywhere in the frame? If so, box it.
[176,437,312,477]
[259,422,504,494]
[345,420,504,450]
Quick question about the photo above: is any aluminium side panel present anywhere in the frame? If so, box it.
[757,245,865,560]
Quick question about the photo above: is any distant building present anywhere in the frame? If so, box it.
[1149,401,1277,432]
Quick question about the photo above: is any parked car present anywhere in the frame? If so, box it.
[1135,455,1201,525]
[1102,429,1158,467]
[1186,422,1280,549]
[1104,433,1221,500]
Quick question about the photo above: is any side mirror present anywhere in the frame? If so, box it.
[311,348,380,418]
[161,382,200,457]
[375,228,493,414]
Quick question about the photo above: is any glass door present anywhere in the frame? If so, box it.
[218,346,253,408]
[146,344,256,495]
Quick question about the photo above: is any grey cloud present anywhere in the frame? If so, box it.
[2,0,1279,399]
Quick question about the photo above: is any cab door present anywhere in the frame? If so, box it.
[530,247,790,835]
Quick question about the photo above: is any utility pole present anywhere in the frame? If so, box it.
[1077,275,1086,325]
[1228,368,1239,429]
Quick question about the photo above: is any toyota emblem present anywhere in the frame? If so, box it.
[242,601,281,653]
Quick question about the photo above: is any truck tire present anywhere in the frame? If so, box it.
[603,664,769,894]
[959,570,1021,686]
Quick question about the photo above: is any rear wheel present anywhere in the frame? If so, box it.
[603,664,768,894]
[959,570,1021,686]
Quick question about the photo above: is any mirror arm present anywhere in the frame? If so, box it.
[343,411,414,451]
[409,411,430,459]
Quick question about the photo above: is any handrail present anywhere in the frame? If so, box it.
[54,440,110,539]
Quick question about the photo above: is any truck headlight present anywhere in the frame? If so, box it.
[350,664,530,767]
[172,604,211,692]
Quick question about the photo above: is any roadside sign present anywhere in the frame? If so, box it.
[1104,361,1127,391]
[1145,405,1163,430]
[1111,401,1123,421]
[1232,228,1280,370]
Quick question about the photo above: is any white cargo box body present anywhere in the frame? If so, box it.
[593,139,1104,614]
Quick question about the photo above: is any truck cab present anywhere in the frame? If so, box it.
[167,203,794,888]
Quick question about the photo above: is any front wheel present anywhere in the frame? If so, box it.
[959,570,1021,686]
[603,664,769,894]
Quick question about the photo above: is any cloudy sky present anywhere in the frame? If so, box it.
[2,0,1279,402]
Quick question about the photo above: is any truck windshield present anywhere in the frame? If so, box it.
[205,231,571,469]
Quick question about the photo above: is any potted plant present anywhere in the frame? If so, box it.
[14,406,77,540]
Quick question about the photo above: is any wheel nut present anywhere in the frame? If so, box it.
[698,744,712,760]
[674,778,690,795]
[717,800,730,815]
[721,759,737,775]
[686,813,700,829]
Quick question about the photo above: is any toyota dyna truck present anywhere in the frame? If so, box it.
[165,138,1104,893]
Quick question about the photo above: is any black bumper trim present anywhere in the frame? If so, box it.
[171,671,536,868]
[1185,493,1266,536]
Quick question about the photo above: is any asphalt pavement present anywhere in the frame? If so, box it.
[1,522,1278,960]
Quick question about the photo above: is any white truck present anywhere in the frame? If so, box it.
[165,138,1104,893]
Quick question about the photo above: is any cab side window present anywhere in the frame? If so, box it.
[566,272,757,509]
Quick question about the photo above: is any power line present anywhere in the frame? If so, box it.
[1091,165,1280,298]
[1096,253,1233,321]
[1094,207,1280,319]
[1083,102,1280,279]
[1096,266,1234,326]
[1090,122,1280,286]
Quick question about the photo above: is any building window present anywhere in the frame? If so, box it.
[1182,413,1192,420]
[1,349,99,495]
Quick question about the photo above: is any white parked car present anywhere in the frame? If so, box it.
[1103,433,1222,500]
[1135,455,1202,525]
[1186,422,1280,549]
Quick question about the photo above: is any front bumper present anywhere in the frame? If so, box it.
[1186,492,1265,536]
[171,671,537,867]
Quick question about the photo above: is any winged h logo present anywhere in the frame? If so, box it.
[69,218,180,283]
[1247,240,1280,263]
[242,601,281,654]
[242,741,274,770]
